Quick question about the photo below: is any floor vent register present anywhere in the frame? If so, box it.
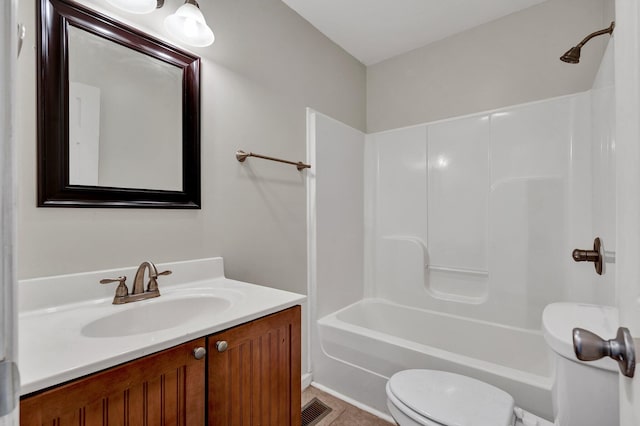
[301,397,333,426]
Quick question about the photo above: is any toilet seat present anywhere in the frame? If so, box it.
[386,370,515,426]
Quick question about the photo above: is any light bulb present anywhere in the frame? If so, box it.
[184,19,198,38]
[164,2,214,47]
[105,0,158,14]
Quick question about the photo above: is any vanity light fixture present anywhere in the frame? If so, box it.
[105,0,163,15]
[164,0,215,47]
[104,0,214,47]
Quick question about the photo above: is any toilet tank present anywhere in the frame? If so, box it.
[542,303,619,426]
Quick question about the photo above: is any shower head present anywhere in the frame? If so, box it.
[560,21,615,64]
[560,46,582,64]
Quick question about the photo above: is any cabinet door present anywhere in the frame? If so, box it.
[208,306,301,426]
[21,337,206,425]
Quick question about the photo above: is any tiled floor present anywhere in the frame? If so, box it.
[302,385,395,425]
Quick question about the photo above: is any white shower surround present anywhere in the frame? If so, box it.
[308,41,615,421]
[367,91,600,330]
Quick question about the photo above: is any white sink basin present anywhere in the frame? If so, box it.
[81,292,234,337]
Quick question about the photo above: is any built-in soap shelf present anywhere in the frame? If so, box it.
[427,267,489,304]
[378,236,488,304]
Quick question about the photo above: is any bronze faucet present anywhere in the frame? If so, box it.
[100,261,172,305]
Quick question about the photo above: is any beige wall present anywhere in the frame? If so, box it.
[367,0,615,132]
[17,0,365,288]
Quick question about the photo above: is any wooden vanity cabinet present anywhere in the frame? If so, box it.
[20,306,301,426]
[20,337,206,425]
[207,305,301,425]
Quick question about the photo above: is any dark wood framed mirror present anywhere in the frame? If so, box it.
[38,0,201,208]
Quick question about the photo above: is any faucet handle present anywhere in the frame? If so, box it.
[147,270,171,292]
[100,276,126,284]
[100,276,129,302]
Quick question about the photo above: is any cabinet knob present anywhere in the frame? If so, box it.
[216,341,228,352]
[193,346,206,360]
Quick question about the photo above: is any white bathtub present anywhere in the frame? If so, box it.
[316,298,554,420]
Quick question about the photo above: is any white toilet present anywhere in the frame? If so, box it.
[386,303,620,426]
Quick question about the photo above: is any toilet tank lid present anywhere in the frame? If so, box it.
[388,369,514,426]
[542,302,619,372]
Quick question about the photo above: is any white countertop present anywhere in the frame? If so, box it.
[19,258,306,395]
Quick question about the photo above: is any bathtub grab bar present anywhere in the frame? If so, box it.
[236,150,311,171]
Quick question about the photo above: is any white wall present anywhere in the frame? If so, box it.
[367,0,615,132]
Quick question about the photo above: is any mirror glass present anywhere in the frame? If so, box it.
[38,0,201,208]
[67,25,183,191]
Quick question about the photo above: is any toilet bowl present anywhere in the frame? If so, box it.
[386,369,550,426]
[386,303,619,426]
